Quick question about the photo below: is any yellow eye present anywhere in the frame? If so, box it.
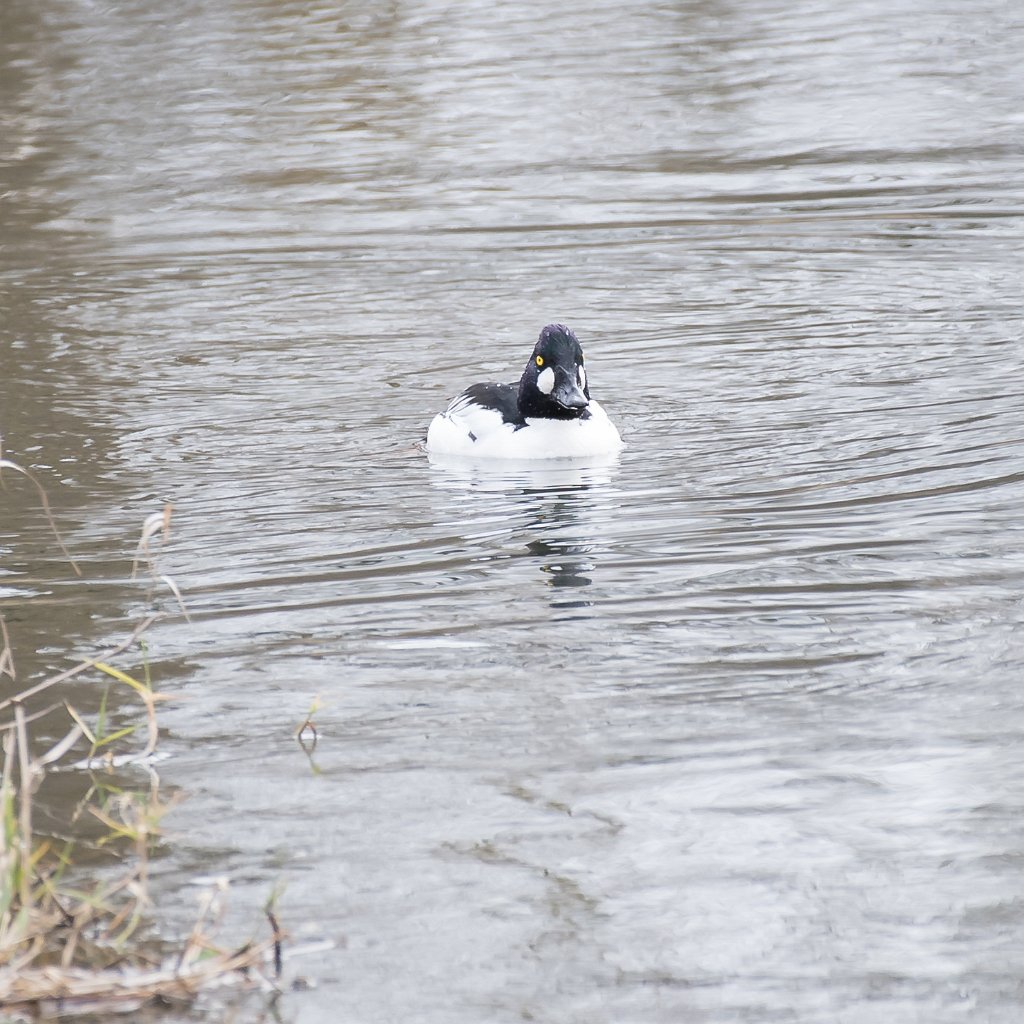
[535,355,544,367]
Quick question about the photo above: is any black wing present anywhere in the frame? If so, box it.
[447,381,523,427]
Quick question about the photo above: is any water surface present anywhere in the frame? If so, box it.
[2,0,1024,1021]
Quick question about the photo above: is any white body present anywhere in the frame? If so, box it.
[426,396,622,460]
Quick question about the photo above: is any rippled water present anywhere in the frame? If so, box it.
[3,0,1024,1020]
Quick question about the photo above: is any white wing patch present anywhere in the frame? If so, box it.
[427,392,515,456]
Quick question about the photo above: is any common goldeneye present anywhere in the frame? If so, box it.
[426,324,622,459]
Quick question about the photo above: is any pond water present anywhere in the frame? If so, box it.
[3,0,1024,1020]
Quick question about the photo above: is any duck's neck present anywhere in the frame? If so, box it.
[518,380,586,421]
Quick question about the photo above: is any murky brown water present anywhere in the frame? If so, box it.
[3,0,1024,1020]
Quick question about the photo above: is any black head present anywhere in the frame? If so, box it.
[517,324,591,420]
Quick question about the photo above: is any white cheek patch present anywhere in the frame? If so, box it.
[537,367,555,394]
[578,364,587,390]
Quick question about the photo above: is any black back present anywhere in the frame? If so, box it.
[461,381,524,426]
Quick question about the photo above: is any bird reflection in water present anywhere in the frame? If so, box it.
[522,503,597,603]
[426,452,618,610]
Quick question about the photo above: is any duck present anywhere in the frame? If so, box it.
[426,324,622,459]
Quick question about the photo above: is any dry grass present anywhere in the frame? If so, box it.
[0,452,284,1018]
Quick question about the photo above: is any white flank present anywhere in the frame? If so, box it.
[426,396,622,460]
